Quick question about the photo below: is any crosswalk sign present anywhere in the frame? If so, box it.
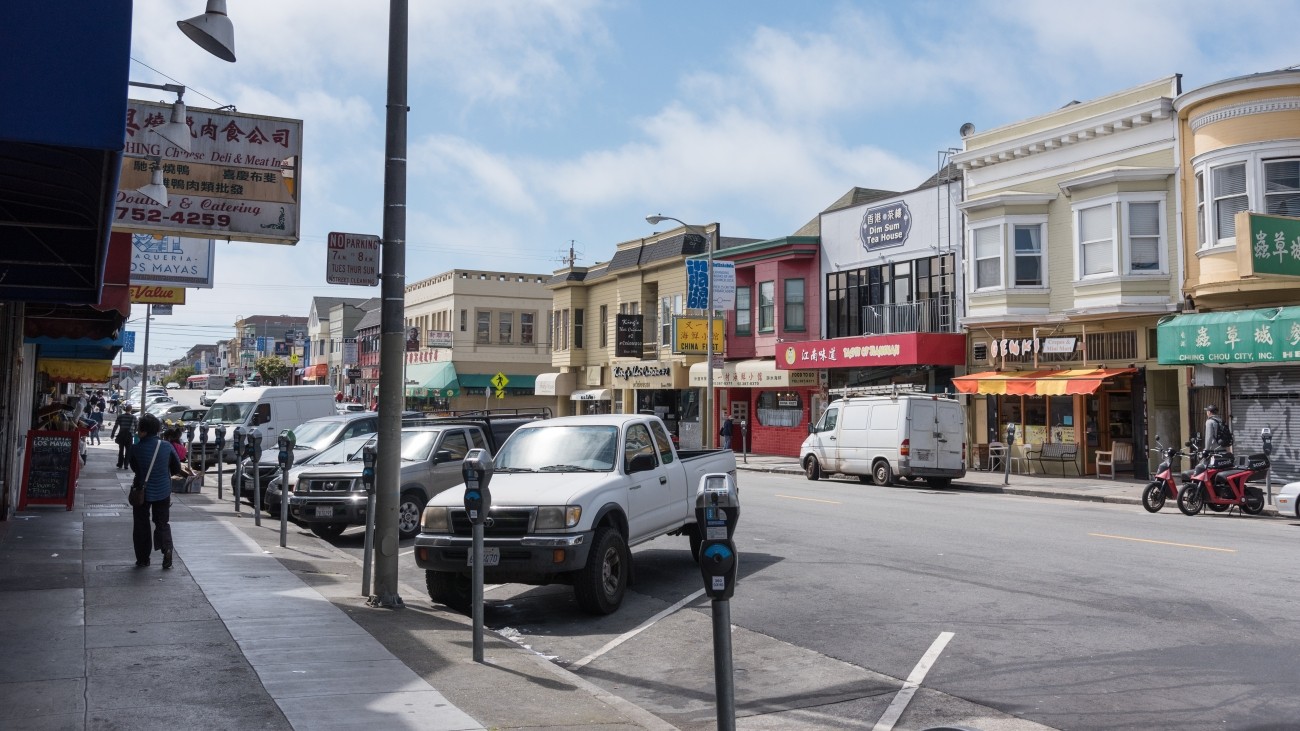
[490,372,508,390]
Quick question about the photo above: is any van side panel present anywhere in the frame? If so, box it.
[836,403,871,474]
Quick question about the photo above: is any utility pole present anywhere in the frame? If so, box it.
[371,0,409,608]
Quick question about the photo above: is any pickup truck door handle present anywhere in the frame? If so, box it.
[659,476,668,485]
[829,436,836,441]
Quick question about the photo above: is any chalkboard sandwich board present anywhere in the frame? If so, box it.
[19,430,78,511]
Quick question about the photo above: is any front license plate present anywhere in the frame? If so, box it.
[466,547,500,567]
[314,506,333,517]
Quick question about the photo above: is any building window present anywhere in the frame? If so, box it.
[757,390,802,427]
[1013,224,1043,286]
[459,309,467,332]
[758,281,775,332]
[973,225,1001,289]
[1126,201,1162,272]
[1078,204,1114,277]
[1264,158,1300,217]
[574,308,584,349]
[599,305,608,348]
[783,279,805,331]
[661,297,672,346]
[521,313,534,345]
[736,286,752,336]
[561,309,570,350]
[1195,171,1206,248]
[499,312,513,344]
[1212,162,1248,244]
[476,311,490,344]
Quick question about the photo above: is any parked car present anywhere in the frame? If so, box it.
[1275,481,1300,518]
[199,387,228,407]
[148,403,188,420]
[800,393,966,488]
[236,411,378,496]
[177,407,207,426]
[414,414,738,614]
[336,402,368,414]
[165,381,180,389]
[262,435,375,517]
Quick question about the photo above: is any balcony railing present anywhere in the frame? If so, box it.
[862,295,956,335]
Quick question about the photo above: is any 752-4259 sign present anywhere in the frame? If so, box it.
[117,207,232,228]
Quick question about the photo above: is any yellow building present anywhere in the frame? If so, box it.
[1158,70,1300,481]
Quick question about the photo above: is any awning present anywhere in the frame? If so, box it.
[28,330,126,361]
[458,373,537,390]
[23,231,132,340]
[1156,307,1300,365]
[303,363,328,379]
[406,361,459,397]
[952,368,1136,396]
[37,358,112,384]
[536,372,576,397]
[571,389,612,401]
[689,359,819,388]
[1,4,131,304]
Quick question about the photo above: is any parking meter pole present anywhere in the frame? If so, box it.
[712,599,736,731]
[472,522,484,662]
[251,434,263,527]
[741,420,748,465]
[214,426,226,502]
[277,431,295,548]
[461,449,494,664]
[1262,427,1274,504]
[361,445,378,597]
[232,428,244,514]
[696,473,739,731]
[1003,423,1016,487]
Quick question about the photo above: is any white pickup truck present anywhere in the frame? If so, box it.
[413,414,738,615]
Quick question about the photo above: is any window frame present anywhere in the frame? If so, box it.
[498,311,513,345]
[1010,218,1048,288]
[783,278,806,332]
[476,310,491,344]
[599,305,608,348]
[1122,195,1167,275]
[1191,142,1300,252]
[1210,161,1249,246]
[1074,201,1117,280]
[735,286,752,336]
[758,281,775,333]
[970,223,1003,291]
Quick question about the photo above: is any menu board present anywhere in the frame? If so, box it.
[19,430,78,511]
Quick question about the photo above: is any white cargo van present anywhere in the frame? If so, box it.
[200,385,336,462]
[800,394,965,487]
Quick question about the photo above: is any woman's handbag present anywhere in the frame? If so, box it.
[128,441,162,507]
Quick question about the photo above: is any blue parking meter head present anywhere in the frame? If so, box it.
[1005,422,1017,445]
[185,423,196,442]
[214,423,226,447]
[198,422,209,441]
[231,426,245,449]
[360,444,377,487]
[462,449,493,524]
[277,430,295,469]
[694,473,739,539]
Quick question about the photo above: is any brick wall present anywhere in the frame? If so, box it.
[730,388,814,457]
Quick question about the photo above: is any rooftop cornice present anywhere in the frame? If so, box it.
[956,192,1058,213]
[1057,166,1176,196]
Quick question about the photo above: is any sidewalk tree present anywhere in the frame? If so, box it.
[254,356,291,386]
[166,366,196,386]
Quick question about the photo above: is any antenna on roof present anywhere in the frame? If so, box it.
[553,240,584,268]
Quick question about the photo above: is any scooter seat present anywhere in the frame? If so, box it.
[1217,468,1251,480]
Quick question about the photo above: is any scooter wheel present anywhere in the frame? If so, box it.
[1242,491,1265,515]
[1141,482,1167,513]
[1178,484,1204,516]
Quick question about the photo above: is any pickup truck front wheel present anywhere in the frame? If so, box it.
[398,490,425,540]
[426,570,470,613]
[574,527,629,615]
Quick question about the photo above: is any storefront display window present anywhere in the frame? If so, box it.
[757,390,802,427]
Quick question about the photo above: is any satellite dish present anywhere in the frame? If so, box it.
[959,122,976,138]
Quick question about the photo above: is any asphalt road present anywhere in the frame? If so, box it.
[213,410,1300,730]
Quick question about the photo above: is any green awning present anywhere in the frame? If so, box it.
[458,373,537,390]
[1157,307,1300,365]
[405,362,459,397]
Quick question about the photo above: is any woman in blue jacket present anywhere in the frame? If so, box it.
[129,413,184,568]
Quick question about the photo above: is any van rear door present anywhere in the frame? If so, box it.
[908,400,939,471]
[935,401,965,472]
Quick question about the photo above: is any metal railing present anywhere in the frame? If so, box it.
[861,296,956,335]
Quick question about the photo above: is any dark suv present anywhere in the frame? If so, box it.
[238,411,378,501]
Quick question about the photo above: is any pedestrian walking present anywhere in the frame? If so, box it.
[719,416,734,450]
[129,413,183,569]
[89,405,105,445]
[110,404,137,469]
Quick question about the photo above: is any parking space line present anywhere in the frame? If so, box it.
[1088,532,1237,553]
[569,588,707,670]
[775,494,841,505]
[871,631,954,731]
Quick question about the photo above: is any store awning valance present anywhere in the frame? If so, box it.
[38,358,112,384]
[303,363,328,380]
[1156,307,1300,365]
[28,330,127,361]
[952,368,1135,396]
[458,373,536,390]
[406,362,459,397]
[536,372,576,396]
[571,389,612,401]
[689,359,819,388]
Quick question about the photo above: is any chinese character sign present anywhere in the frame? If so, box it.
[858,200,912,251]
[1156,307,1300,364]
[1247,213,1300,278]
[672,316,725,355]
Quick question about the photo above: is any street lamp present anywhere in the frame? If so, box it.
[646,214,718,449]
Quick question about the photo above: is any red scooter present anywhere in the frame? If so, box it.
[1177,437,1269,516]
[1141,436,1192,513]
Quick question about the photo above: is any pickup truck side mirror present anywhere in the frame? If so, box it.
[627,453,657,474]
[433,449,453,464]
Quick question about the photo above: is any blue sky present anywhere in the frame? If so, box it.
[127,0,1300,363]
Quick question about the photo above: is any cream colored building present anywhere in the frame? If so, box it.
[402,269,553,412]
[952,76,1184,478]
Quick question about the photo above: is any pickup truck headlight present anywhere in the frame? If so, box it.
[421,506,450,532]
[536,505,581,530]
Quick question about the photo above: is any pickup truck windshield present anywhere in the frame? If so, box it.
[494,425,618,472]
[309,435,373,465]
[401,430,439,461]
[291,420,343,450]
[203,401,253,425]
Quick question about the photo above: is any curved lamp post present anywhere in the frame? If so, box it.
[646,215,717,448]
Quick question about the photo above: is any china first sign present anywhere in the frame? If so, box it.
[672,316,724,355]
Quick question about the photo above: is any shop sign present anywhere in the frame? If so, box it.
[611,362,676,389]
[343,337,358,364]
[150,304,173,315]
[686,260,737,311]
[406,327,420,352]
[1157,306,1300,364]
[1241,212,1300,277]
[990,336,1076,358]
[616,314,643,358]
[859,200,912,251]
[405,349,447,364]
[129,284,186,304]
[778,333,966,369]
[129,234,215,287]
[692,364,818,388]
[427,330,453,348]
[672,316,725,355]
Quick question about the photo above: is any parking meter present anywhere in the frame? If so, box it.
[462,449,494,522]
[361,444,379,598]
[185,422,196,444]
[277,430,295,547]
[695,472,739,730]
[231,427,245,513]
[461,448,495,663]
[1262,427,1273,456]
[1263,427,1274,505]
[739,419,748,464]
[213,424,226,499]
[1002,423,1016,485]
[277,430,296,470]
[695,473,740,600]
[248,431,264,525]
[1005,422,1017,445]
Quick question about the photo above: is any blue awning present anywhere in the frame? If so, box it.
[27,330,127,362]
[406,362,459,397]
[0,2,132,304]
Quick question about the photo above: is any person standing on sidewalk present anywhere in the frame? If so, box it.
[110,404,137,469]
[129,413,183,569]
[89,405,104,445]
[719,416,734,450]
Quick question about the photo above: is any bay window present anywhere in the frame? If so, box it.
[1212,162,1248,243]
[1013,224,1043,286]
[1078,204,1115,277]
[783,279,805,331]
[736,286,752,336]
[758,281,775,332]
[973,225,1001,289]
[1265,159,1300,217]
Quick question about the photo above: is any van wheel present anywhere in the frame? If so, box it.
[926,477,952,489]
[398,490,426,540]
[873,461,894,486]
[426,570,470,612]
[804,456,822,481]
[574,527,629,615]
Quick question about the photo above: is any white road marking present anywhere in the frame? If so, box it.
[871,631,955,731]
[569,588,707,670]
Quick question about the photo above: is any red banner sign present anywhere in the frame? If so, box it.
[777,333,966,369]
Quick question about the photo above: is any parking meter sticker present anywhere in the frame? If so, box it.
[712,576,726,591]
[707,526,728,540]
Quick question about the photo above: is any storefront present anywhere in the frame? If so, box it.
[302,363,328,383]
[612,360,690,440]
[780,331,966,409]
[690,359,819,456]
[571,388,613,415]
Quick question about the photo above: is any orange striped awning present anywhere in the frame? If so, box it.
[952,368,1135,396]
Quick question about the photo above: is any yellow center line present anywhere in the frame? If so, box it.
[1088,532,1237,553]
[775,494,841,505]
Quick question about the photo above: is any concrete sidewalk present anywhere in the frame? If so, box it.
[0,442,675,731]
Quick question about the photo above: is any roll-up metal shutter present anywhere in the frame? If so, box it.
[1228,367,1300,482]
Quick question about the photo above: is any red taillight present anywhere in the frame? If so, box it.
[962,441,966,467]
[900,438,910,456]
